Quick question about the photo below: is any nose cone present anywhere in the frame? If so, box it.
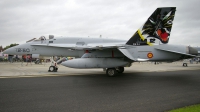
[4,47,16,55]
[3,44,31,55]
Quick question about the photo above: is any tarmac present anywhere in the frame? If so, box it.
[0,61,200,112]
[0,61,200,78]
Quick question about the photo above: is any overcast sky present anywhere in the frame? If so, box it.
[0,0,200,47]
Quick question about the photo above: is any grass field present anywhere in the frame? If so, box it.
[169,104,200,112]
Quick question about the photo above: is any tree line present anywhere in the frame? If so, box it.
[2,43,19,51]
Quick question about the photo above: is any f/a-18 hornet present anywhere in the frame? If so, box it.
[4,7,198,76]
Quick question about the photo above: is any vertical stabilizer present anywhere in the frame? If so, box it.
[126,7,176,46]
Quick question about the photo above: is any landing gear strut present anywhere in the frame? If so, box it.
[48,56,58,72]
[116,67,124,73]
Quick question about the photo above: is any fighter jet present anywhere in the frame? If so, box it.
[4,7,198,76]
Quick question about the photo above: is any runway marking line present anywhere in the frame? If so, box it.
[0,73,103,78]
[0,74,69,79]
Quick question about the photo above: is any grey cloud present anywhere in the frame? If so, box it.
[0,0,200,47]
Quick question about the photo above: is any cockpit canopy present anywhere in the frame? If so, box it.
[26,35,54,43]
[39,36,46,40]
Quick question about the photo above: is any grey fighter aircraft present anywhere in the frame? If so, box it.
[4,7,198,76]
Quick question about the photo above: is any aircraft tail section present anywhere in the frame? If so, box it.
[126,7,176,46]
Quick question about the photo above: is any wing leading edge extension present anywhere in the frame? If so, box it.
[32,43,125,50]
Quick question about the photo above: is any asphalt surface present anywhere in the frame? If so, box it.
[0,69,200,112]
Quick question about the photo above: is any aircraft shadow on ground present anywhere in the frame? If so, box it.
[58,70,200,89]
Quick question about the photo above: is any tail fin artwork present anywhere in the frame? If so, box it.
[126,7,176,46]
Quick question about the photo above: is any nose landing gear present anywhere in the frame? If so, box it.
[48,66,58,72]
[48,56,58,72]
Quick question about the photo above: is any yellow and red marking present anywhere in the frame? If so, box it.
[85,50,89,53]
[138,29,153,46]
[147,52,153,58]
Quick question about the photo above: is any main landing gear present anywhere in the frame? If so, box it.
[106,67,124,77]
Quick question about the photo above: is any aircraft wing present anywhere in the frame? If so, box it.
[32,43,125,50]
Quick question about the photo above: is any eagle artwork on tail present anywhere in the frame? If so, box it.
[126,7,176,46]
[142,7,176,43]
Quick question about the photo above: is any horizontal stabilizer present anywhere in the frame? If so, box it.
[155,48,196,57]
